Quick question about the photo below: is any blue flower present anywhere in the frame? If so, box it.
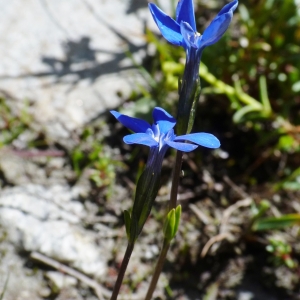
[111,107,220,153]
[149,0,238,51]
[148,0,238,136]
[111,107,220,240]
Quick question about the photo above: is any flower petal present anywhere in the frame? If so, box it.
[149,3,183,46]
[152,107,176,134]
[166,140,198,152]
[175,133,220,148]
[201,0,238,48]
[217,0,238,18]
[124,133,158,147]
[111,111,151,133]
[176,0,196,31]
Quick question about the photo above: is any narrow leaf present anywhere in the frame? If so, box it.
[252,214,300,231]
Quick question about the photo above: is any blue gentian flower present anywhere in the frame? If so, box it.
[149,0,238,52]
[149,0,238,135]
[111,107,220,154]
[111,107,219,241]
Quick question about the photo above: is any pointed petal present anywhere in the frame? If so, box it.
[217,0,238,18]
[176,0,196,31]
[124,133,158,147]
[111,111,151,133]
[166,140,198,152]
[175,133,220,148]
[149,3,183,46]
[152,107,176,134]
[180,21,201,49]
[201,0,238,48]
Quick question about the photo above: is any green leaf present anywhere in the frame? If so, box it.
[282,182,300,191]
[252,214,300,231]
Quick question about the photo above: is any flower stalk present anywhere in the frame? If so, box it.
[144,238,170,300]
[176,47,202,135]
[110,242,135,300]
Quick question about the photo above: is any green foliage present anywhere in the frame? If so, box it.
[71,125,123,197]
[137,0,300,192]
[274,166,300,191]
[250,200,299,269]
[252,213,300,231]
[0,98,31,147]
[266,238,297,269]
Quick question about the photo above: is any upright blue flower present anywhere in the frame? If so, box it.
[111,107,219,241]
[149,0,238,135]
[149,0,238,53]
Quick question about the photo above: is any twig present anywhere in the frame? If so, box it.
[156,191,195,202]
[189,203,213,225]
[201,198,252,257]
[223,175,249,199]
[11,149,65,158]
[30,252,104,300]
[201,232,231,257]
[221,198,253,228]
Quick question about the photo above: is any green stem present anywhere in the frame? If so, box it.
[169,151,183,210]
[259,75,272,114]
[110,242,135,300]
[144,239,170,300]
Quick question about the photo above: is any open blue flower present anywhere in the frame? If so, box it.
[111,107,220,240]
[111,107,220,153]
[149,0,238,51]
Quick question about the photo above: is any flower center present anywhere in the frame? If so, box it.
[150,124,176,151]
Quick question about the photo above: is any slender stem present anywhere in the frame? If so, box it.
[110,242,135,300]
[169,150,183,210]
[144,150,183,299]
[144,239,170,300]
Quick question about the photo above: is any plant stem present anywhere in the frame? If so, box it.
[144,239,170,300]
[144,151,183,299]
[169,151,183,210]
[110,242,135,300]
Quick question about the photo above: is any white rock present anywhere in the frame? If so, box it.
[0,0,162,140]
[0,185,110,278]
[46,271,77,289]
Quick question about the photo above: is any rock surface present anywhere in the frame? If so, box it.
[0,1,174,299]
[0,0,163,139]
[0,184,110,279]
